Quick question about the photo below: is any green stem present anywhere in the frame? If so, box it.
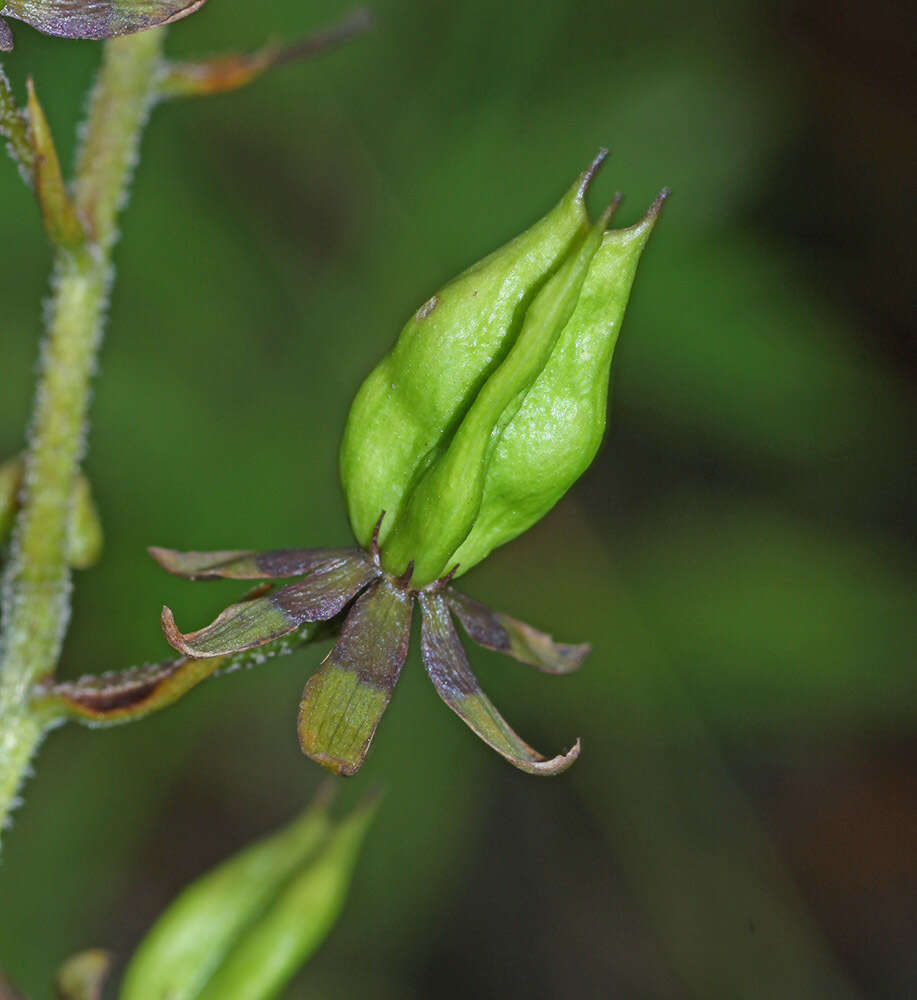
[0,29,164,835]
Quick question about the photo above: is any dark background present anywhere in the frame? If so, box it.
[1,1,914,996]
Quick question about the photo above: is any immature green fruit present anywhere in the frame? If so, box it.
[120,791,376,1000]
[450,197,666,572]
[339,153,603,552]
[341,153,666,586]
[382,204,615,584]
[149,156,665,780]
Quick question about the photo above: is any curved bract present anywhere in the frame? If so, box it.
[0,0,206,48]
[153,534,584,778]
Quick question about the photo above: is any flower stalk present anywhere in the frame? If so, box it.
[0,29,165,832]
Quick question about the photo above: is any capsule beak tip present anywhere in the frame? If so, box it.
[635,187,671,232]
[600,192,624,227]
[579,148,610,198]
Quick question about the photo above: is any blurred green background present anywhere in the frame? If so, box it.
[1,0,914,996]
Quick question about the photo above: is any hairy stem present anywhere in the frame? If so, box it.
[0,30,164,833]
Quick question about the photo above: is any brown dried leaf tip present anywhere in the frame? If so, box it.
[158,7,373,98]
[151,515,586,777]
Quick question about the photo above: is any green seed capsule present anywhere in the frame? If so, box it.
[119,802,331,1000]
[340,154,666,587]
[340,156,602,550]
[451,195,666,573]
[382,207,614,584]
[120,793,376,1000]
